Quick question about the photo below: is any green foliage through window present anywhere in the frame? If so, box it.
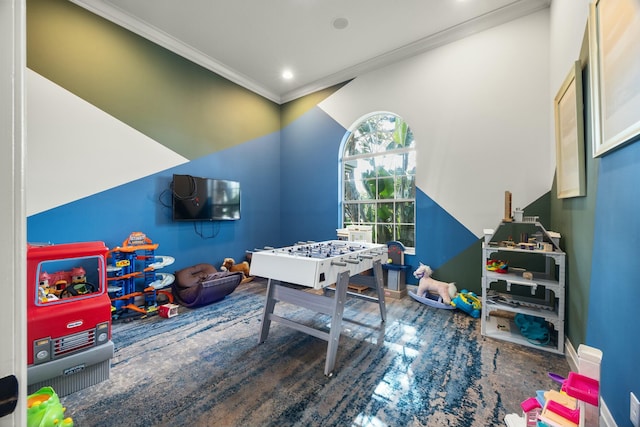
[341,113,416,247]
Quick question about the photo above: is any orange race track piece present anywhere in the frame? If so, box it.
[106,271,142,281]
[122,304,147,314]
[108,243,159,253]
[111,292,142,301]
[157,289,174,303]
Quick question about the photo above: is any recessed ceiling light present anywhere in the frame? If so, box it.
[332,17,349,30]
[282,69,294,80]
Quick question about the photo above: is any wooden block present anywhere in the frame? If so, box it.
[348,284,369,293]
[384,287,407,299]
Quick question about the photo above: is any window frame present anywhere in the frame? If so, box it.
[339,113,416,248]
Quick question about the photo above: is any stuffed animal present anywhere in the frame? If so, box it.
[413,263,457,305]
[220,257,250,278]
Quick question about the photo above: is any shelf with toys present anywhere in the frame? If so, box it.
[481,219,565,355]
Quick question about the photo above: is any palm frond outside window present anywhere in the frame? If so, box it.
[341,113,416,247]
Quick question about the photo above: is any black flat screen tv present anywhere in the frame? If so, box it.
[172,174,241,221]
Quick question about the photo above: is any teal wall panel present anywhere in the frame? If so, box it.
[587,140,640,422]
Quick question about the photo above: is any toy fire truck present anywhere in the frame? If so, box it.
[27,241,114,396]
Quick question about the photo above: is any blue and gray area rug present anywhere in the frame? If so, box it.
[61,279,568,426]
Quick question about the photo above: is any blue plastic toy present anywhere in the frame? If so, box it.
[408,290,456,310]
[451,289,481,318]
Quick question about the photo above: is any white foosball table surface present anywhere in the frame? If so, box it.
[249,240,388,289]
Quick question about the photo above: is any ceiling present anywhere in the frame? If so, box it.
[70,0,551,104]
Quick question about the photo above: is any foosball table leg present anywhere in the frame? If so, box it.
[259,278,277,344]
[373,260,387,323]
[325,270,350,376]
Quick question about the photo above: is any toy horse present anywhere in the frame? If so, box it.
[413,263,457,305]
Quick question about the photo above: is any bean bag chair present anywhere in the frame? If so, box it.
[172,263,243,308]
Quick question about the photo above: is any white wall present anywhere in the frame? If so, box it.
[26,70,188,216]
[1,0,26,425]
[549,0,590,90]
[320,10,551,236]
[549,0,590,167]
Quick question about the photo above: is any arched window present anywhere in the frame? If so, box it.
[340,112,416,247]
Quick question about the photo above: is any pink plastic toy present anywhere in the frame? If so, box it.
[521,397,542,427]
[562,372,600,406]
[547,400,580,424]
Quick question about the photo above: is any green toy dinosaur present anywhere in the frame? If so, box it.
[27,386,73,427]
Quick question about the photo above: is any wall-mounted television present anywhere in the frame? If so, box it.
[172,174,241,221]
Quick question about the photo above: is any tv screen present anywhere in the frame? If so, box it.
[172,174,241,221]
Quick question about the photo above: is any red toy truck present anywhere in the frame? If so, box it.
[27,241,114,396]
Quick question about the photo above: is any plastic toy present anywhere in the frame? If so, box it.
[382,241,409,299]
[486,259,508,273]
[107,232,175,320]
[538,390,579,427]
[158,303,179,318]
[27,242,113,396]
[521,397,542,427]
[386,241,405,265]
[561,371,599,406]
[412,263,457,304]
[27,386,73,427]
[546,400,580,424]
[451,289,481,318]
[408,290,455,310]
[37,266,97,302]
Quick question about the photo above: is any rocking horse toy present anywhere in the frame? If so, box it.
[408,263,458,310]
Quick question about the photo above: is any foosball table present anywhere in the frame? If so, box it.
[249,240,388,376]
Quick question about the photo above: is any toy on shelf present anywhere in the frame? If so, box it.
[503,191,513,222]
[514,313,550,346]
[107,232,175,320]
[486,259,508,273]
[27,386,73,427]
[451,290,481,318]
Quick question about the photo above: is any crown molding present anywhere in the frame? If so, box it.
[280,0,551,103]
[71,0,550,105]
[69,0,281,103]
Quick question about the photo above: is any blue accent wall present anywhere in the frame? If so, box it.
[588,140,640,422]
[414,189,478,270]
[279,107,347,244]
[27,133,281,272]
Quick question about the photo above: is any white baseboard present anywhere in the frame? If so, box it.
[565,339,579,372]
[599,399,616,427]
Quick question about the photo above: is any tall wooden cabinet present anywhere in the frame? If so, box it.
[481,221,565,354]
